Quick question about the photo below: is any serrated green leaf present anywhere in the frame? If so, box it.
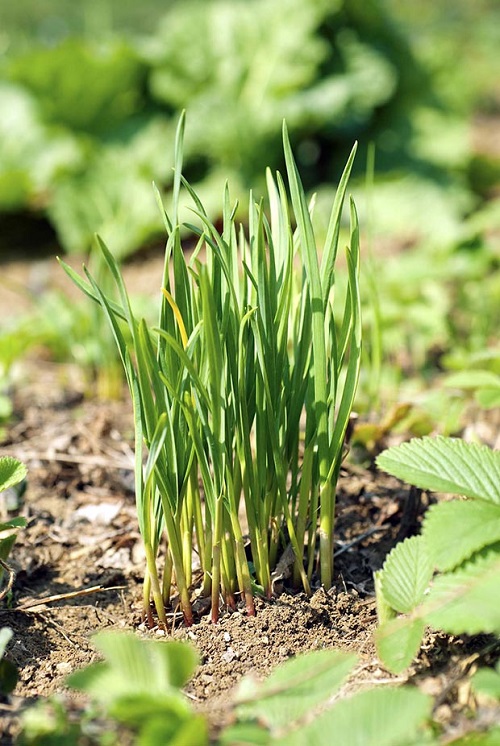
[375,616,426,675]
[235,649,357,730]
[0,457,27,493]
[380,536,433,613]
[423,499,500,571]
[277,686,432,746]
[423,550,500,634]
[68,632,199,703]
[376,436,500,503]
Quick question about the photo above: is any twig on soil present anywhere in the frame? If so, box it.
[41,614,80,647]
[0,558,16,601]
[334,525,390,557]
[0,447,133,471]
[15,584,127,611]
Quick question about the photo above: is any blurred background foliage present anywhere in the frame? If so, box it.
[0,0,497,258]
[0,0,499,425]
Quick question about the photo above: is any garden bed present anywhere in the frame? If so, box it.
[1,362,498,742]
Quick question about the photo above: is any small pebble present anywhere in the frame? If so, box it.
[223,631,231,643]
[221,647,236,663]
[55,662,72,675]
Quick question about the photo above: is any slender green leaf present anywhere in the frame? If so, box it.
[320,142,358,299]
[57,256,128,321]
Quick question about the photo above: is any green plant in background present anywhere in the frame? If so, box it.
[0,245,147,399]
[374,436,500,674]
[0,456,26,698]
[353,239,500,432]
[60,114,361,626]
[36,244,132,399]
[443,347,500,411]
[0,455,27,601]
[1,0,452,258]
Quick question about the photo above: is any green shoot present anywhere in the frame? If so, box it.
[0,456,27,600]
[60,115,361,626]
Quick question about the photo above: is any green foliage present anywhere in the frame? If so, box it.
[0,455,27,595]
[443,369,500,410]
[229,649,434,745]
[20,634,435,745]
[377,536,433,613]
[353,239,499,426]
[45,119,168,257]
[0,455,27,493]
[61,115,361,624]
[472,659,500,701]
[68,631,199,697]
[272,686,432,746]
[66,632,207,745]
[0,458,26,693]
[423,500,500,571]
[233,649,357,731]
[375,437,500,673]
[0,0,449,258]
[7,39,148,136]
[144,0,400,181]
[18,626,498,744]
[376,436,500,502]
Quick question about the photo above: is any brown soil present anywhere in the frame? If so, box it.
[0,251,499,743]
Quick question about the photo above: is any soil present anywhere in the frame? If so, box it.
[0,250,499,743]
